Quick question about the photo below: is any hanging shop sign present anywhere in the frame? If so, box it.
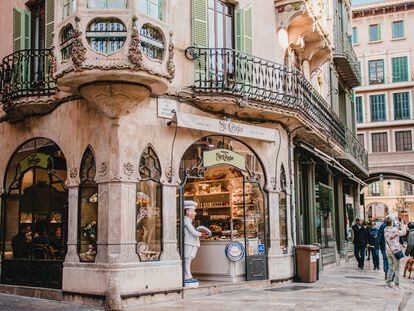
[203,149,246,171]
[19,153,51,172]
[176,112,277,142]
[225,241,245,262]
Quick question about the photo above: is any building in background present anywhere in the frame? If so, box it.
[0,0,366,308]
[352,0,414,222]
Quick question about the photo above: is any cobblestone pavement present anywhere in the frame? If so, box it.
[0,258,413,310]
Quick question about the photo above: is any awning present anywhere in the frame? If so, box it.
[298,142,367,187]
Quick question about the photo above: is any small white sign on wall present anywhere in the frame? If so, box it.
[157,98,177,119]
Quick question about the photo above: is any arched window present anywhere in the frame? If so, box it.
[136,145,162,261]
[140,24,165,60]
[78,146,98,262]
[279,165,288,253]
[86,19,127,55]
[60,24,74,61]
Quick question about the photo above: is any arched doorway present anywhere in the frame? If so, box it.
[178,136,268,284]
[1,138,68,289]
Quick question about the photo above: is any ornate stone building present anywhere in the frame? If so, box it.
[352,0,414,221]
[0,0,366,308]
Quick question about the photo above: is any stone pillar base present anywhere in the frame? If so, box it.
[267,254,294,281]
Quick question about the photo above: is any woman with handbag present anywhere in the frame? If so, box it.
[384,215,406,289]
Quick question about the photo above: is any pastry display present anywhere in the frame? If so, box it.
[208,224,222,232]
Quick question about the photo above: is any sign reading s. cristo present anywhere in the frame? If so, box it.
[203,149,246,171]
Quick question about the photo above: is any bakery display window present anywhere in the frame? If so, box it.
[136,146,162,261]
[78,146,98,262]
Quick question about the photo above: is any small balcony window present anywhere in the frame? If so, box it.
[60,24,74,61]
[86,19,127,55]
[63,0,76,19]
[137,0,162,20]
[88,0,127,9]
[140,24,165,60]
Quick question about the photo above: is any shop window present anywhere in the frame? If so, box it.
[86,19,127,55]
[140,24,165,60]
[136,146,162,261]
[279,165,288,253]
[63,0,76,19]
[88,0,127,9]
[78,146,98,262]
[137,0,162,20]
[60,24,74,61]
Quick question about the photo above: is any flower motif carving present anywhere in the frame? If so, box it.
[71,19,87,71]
[99,162,108,178]
[123,162,134,177]
[47,48,57,76]
[69,168,78,179]
[166,33,175,80]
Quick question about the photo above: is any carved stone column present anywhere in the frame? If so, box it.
[160,182,180,261]
[65,185,80,263]
[95,180,137,264]
[268,189,283,256]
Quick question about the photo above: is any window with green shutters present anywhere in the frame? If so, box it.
[393,92,410,120]
[369,24,381,42]
[137,0,162,20]
[13,8,31,52]
[356,96,363,123]
[370,94,386,122]
[45,0,54,49]
[392,21,404,39]
[392,56,408,82]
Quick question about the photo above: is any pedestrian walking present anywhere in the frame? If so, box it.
[384,215,406,289]
[352,218,368,270]
[367,220,380,270]
[405,222,414,257]
[378,219,389,279]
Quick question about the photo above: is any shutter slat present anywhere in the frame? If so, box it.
[244,7,252,55]
[45,0,55,48]
[13,8,23,52]
[235,9,243,52]
[192,0,208,47]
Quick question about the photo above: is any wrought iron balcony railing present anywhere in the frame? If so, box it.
[0,49,55,102]
[333,31,360,87]
[186,47,346,147]
[345,128,369,171]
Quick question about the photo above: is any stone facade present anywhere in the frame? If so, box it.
[0,0,365,308]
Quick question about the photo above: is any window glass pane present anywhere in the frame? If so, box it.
[108,0,126,8]
[78,148,98,262]
[392,56,408,82]
[86,19,127,55]
[138,0,149,12]
[356,96,363,123]
[394,92,410,120]
[395,131,412,152]
[370,94,386,122]
[369,24,381,41]
[357,134,364,147]
[352,27,358,44]
[279,191,288,253]
[392,21,404,39]
[88,0,106,8]
[372,132,388,152]
[368,60,384,84]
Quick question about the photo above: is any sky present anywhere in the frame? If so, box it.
[351,0,383,6]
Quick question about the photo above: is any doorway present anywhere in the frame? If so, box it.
[1,138,68,289]
[178,136,268,284]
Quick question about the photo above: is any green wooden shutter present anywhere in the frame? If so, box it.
[192,0,208,47]
[244,7,252,55]
[378,24,381,41]
[13,8,23,52]
[45,0,55,49]
[23,11,31,50]
[235,9,243,52]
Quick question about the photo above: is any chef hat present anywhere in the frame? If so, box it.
[184,200,198,210]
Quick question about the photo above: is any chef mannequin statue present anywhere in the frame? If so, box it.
[184,200,204,287]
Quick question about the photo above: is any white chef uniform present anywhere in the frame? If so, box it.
[184,200,201,281]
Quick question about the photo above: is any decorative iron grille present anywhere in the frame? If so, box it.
[345,128,369,170]
[186,47,346,147]
[0,49,55,101]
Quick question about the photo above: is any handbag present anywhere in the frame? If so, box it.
[386,239,404,260]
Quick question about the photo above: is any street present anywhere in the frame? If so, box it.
[0,259,413,311]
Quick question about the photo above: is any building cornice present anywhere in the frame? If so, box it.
[352,0,414,18]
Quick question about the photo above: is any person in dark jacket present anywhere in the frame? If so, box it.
[352,218,369,270]
[367,221,380,270]
[378,219,389,279]
[406,222,414,257]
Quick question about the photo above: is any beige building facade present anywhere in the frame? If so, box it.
[0,0,366,308]
[352,0,414,222]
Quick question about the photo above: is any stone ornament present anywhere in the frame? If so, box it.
[47,48,57,76]
[71,17,87,71]
[128,18,143,69]
[69,167,78,179]
[99,162,108,177]
[166,32,175,80]
[123,162,134,177]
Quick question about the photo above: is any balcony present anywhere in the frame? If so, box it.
[333,32,360,88]
[339,128,369,177]
[185,47,346,149]
[0,49,58,121]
